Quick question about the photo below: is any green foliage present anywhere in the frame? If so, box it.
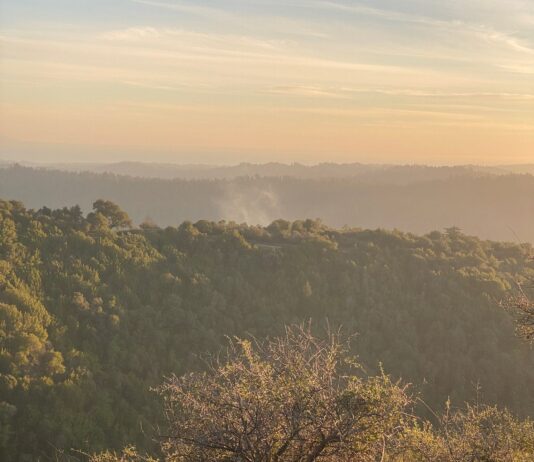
[1,199,534,460]
[90,200,133,230]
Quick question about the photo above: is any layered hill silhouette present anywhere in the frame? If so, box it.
[1,164,533,242]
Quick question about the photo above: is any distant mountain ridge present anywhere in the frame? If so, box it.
[1,160,530,180]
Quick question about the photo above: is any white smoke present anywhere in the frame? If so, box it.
[216,181,281,225]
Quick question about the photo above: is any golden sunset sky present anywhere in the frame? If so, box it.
[1,0,533,164]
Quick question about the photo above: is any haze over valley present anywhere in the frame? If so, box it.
[2,0,534,460]
[1,161,534,243]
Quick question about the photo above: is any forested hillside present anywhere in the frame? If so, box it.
[1,199,534,460]
[1,165,534,242]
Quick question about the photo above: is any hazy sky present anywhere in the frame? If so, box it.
[1,0,533,164]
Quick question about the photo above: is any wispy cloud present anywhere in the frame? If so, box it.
[265,85,347,98]
[101,27,293,51]
[2,0,533,162]
[130,0,329,39]
[101,27,161,41]
[265,85,534,101]
[475,29,534,55]
[130,0,233,19]
[120,80,188,91]
[498,63,534,74]
[308,0,534,56]
[310,0,449,27]
[0,31,426,77]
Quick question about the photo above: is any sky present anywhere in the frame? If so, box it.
[1,0,533,165]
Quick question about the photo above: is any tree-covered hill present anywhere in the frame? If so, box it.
[1,199,534,460]
[4,160,534,180]
[1,165,534,242]
[0,161,498,181]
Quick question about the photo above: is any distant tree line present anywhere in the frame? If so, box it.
[1,165,534,241]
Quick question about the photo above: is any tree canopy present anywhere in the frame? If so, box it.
[1,199,534,460]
